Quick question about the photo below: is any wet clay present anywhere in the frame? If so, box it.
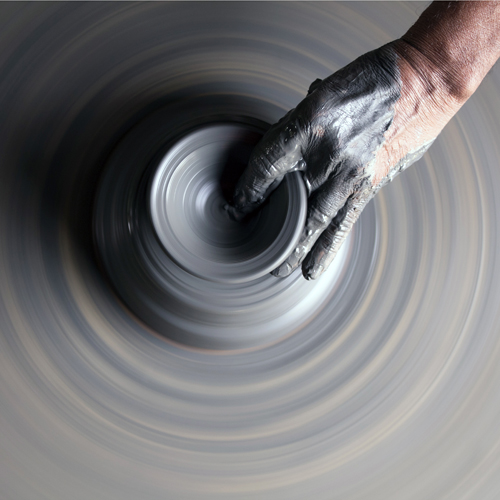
[232,44,434,279]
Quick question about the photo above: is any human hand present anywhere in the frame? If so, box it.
[229,42,437,279]
[230,1,500,280]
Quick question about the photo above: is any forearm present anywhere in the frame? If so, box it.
[232,1,500,279]
[400,1,500,101]
[375,1,500,182]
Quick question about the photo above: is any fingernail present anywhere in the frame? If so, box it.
[303,264,323,280]
[302,259,324,280]
[271,261,294,278]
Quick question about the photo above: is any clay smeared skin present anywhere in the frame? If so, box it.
[231,43,425,280]
[230,2,500,280]
[301,139,435,279]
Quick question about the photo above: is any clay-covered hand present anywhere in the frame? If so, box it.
[229,38,465,279]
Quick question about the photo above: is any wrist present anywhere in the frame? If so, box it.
[393,38,470,107]
[371,39,463,184]
[389,38,462,139]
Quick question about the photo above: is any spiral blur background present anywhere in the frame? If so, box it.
[2,2,500,499]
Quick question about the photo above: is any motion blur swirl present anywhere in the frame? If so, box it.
[2,2,500,499]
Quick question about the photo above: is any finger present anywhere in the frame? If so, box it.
[232,110,307,213]
[271,168,356,278]
[307,78,323,95]
[302,191,371,280]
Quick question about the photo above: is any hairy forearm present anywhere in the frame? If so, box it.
[401,1,500,101]
[232,1,500,278]
[374,1,500,183]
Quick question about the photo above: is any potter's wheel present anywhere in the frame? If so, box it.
[95,117,310,349]
[2,2,500,499]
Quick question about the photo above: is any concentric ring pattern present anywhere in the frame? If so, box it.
[1,2,500,499]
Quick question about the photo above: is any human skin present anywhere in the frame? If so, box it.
[229,1,500,280]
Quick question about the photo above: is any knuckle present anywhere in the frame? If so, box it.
[248,153,277,182]
[259,156,279,179]
[307,204,332,230]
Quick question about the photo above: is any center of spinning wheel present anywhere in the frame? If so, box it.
[150,124,306,283]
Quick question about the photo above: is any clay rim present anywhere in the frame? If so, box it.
[149,123,307,283]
